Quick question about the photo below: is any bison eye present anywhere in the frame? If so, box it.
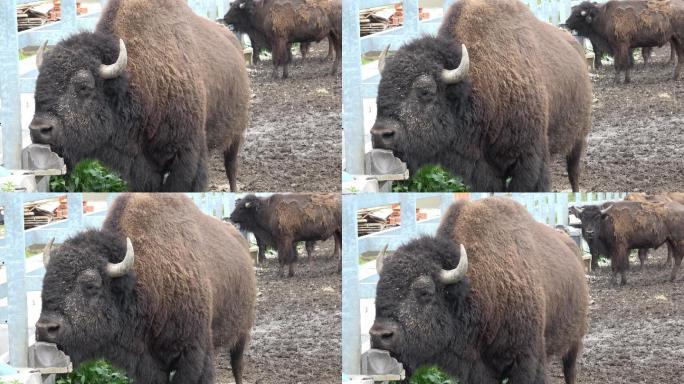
[411,276,436,304]
[77,269,102,297]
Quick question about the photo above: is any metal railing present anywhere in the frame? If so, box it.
[341,191,626,376]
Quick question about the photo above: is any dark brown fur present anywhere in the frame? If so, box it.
[372,197,588,383]
[229,193,341,276]
[98,0,250,190]
[600,200,684,284]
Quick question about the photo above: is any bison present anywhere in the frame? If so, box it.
[223,0,342,78]
[229,193,341,276]
[29,0,249,192]
[35,193,256,383]
[370,197,589,383]
[371,0,591,192]
[565,0,684,83]
[576,201,684,285]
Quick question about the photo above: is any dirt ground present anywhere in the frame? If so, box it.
[550,46,684,192]
[208,42,342,192]
[214,240,341,384]
[548,246,684,383]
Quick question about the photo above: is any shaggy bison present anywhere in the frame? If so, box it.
[573,201,684,285]
[29,0,249,192]
[229,193,341,276]
[371,0,591,192]
[223,0,342,78]
[565,0,684,83]
[371,197,589,383]
[35,194,256,383]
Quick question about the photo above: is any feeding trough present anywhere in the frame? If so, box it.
[364,149,408,192]
[360,348,405,381]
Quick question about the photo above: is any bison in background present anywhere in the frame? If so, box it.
[370,197,588,383]
[371,0,591,192]
[35,194,256,384]
[223,0,342,78]
[601,201,684,284]
[229,193,341,277]
[29,0,249,192]
[565,0,684,83]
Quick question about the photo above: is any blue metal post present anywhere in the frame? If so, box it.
[440,193,453,214]
[400,194,417,236]
[1,0,23,169]
[342,0,365,175]
[61,0,78,36]
[342,194,361,375]
[403,0,419,36]
[5,194,29,366]
[68,194,83,236]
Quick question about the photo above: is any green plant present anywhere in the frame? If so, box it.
[50,160,128,192]
[56,360,131,384]
[390,366,457,384]
[1,181,16,192]
[392,165,469,192]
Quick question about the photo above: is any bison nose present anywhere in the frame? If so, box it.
[29,118,54,143]
[371,125,396,149]
[35,319,62,342]
[370,322,399,351]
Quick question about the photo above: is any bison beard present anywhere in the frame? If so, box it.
[35,194,256,384]
[371,0,592,192]
[371,197,589,383]
[29,0,249,192]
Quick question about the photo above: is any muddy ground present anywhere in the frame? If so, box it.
[550,46,684,192]
[214,240,341,384]
[548,246,684,383]
[208,42,341,193]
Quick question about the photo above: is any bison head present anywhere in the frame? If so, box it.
[565,2,601,34]
[370,236,469,375]
[570,204,608,242]
[229,194,263,232]
[371,36,471,174]
[29,32,129,170]
[35,230,136,365]
[224,0,259,29]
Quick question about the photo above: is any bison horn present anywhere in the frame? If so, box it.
[581,10,587,16]
[43,237,55,267]
[107,237,135,278]
[378,44,390,73]
[600,205,613,216]
[439,244,468,285]
[245,201,253,208]
[441,44,470,84]
[99,39,128,80]
[376,244,389,274]
[36,40,48,70]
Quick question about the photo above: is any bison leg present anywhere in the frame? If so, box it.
[566,139,585,192]
[508,353,547,384]
[230,333,250,384]
[638,248,649,269]
[305,241,315,261]
[590,248,600,270]
[329,33,341,75]
[256,236,266,264]
[562,341,582,384]
[325,36,334,61]
[507,153,549,192]
[271,39,290,79]
[170,342,214,383]
[162,146,207,192]
[669,241,683,282]
[665,241,673,266]
[672,39,683,80]
[333,230,342,259]
[223,139,242,192]
[614,45,631,84]
[589,40,602,69]
[642,47,652,66]
[300,42,310,60]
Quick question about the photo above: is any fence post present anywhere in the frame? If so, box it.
[403,0,419,36]
[5,194,29,366]
[343,0,364,175]
[400,194,417,236]
[1,0,23,169]
[61,0,78,36]
[342,195,361,375]
[68,194,83,235]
